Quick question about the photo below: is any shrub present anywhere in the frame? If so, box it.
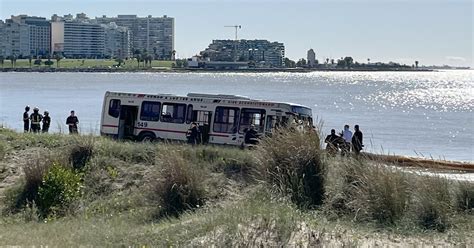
[18,155,53,207]
[37,163,82,216]
[68,136,95,170]
[410,176,452,232]
[455,181,474,213]
[0,140,7,160]
[255,129,326,208]
[326,159,410,224]
[150,151,205,217]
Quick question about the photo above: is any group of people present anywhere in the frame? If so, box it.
[22,105,51,133]
[325,124,363,156]
[22,106,80,134]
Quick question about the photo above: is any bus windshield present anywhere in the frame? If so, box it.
[291,105,312,117]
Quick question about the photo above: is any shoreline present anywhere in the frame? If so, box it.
[0,67,436,73]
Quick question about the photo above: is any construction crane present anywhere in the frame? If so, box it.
[224,25,242,41]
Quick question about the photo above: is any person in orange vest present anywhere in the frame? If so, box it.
[30,107,43,133]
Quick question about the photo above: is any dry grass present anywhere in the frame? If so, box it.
[456,181,474,212]
[149,149,206,218]
[255,129,326,208]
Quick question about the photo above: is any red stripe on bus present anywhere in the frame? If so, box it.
[103,125,229,138]
[135,127,188,134]
[102,124,119,128]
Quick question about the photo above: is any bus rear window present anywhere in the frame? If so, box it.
[213,107,239,133]
[140,101,161,122]
[108,99,121,118]
[239,108,265,133]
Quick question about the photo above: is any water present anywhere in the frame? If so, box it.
[0,70,473,161]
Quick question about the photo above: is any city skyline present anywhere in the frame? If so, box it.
[1,0,472,67]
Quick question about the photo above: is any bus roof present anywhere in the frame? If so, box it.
[105,91,312,112]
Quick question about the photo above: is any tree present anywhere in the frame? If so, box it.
[133,49,141,68]
[296,58,307,67]
[284,57,296,68]
[171,50,176,60]
[9,55,17,68]
[336,59,346,68]
[343,56,354,69]
[415,61,419,68]
[330,59,335,65]
[115,58,124,67]
[367,58,371,64]
[45,54,53,67]
[54,53,63,68]
[325,58,329,64]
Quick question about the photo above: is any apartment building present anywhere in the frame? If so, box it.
[95,15,174,59]
[200,39,285,67]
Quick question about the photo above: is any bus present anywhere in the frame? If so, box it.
[100,91,313,146]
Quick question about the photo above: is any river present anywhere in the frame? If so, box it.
[0,70,472,161]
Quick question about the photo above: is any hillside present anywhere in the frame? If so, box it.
[0,128,472,246]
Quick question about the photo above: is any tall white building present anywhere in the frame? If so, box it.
[51,15,105,58]
[307,49,316,68]
[102,22,131,58]
[0,15,50,57]
[95,15,174,59]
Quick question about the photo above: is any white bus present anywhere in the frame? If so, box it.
[100,91,313,146]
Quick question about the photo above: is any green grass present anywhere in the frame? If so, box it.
[1,59,174,69]
[0,128,472,246]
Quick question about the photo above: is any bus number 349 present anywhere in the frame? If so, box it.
[137,122,148,128]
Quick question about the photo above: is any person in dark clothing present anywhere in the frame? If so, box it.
[23,105,30,133]
[325,129,341,155]
[186,122,200,145]
[66,110,79,134]
[42,110,51,133]
[244,125,259,145]
[352,124,364,155]
[30,107,42,133]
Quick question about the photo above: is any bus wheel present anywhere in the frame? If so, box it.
[138,132,156,142]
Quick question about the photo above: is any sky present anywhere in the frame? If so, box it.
[1,0,472,67]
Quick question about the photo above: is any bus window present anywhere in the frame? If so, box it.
[192,110,212,125]
[108,99,121,118]
[161,103,186,123]
[140,101,161,122]
[213,107,239,133]
[186,105,193,124]
[239,108,265,133]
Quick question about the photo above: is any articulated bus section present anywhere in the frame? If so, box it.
[100,91,313,146]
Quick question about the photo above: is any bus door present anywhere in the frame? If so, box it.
[118,106,138,139]
[190,109,212,144]
[210,107,240,145]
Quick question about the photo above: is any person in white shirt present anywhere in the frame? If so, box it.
[341,124,352,156]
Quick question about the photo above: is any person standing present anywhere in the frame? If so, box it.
[325,129,341,155]
[186,122,200,145]
[341,124,352,156]
[66,110,79,134]
[29,107,43,133]
[23,105,30,133]
[352,124,364,155]
[42,110,51,133]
